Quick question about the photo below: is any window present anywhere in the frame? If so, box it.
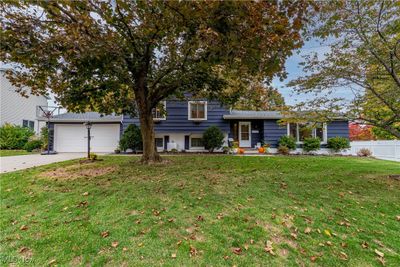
[287,123,327,143]
[190,137,204,148]
[155,138,164,149]
[188,101,207,120]
[152,101,166,120]
[298,123,313,141]
[22,120,34,130]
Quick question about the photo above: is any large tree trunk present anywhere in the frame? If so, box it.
[138,105,162,164]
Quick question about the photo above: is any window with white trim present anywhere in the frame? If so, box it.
[287,123,327,143]
[190,137,204,148]
[188,101,207,120]
[152,101,166,120]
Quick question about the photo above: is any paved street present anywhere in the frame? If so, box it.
[0,153,86,173]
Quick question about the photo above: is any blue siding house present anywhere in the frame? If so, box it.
[121,100,348,152]
[47,99,349,153]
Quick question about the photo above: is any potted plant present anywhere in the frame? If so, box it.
[260,140,270,154]
[232,141,239,154]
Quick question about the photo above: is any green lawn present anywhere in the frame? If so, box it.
[1,156,399,266]
[0,150,36,157]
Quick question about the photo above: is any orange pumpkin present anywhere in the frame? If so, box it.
[239,148,245,154]
[258,147,265,153]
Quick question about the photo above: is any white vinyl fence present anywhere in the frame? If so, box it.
[350,140,400,162]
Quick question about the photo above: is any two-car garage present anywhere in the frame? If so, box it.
[49,112,122,153]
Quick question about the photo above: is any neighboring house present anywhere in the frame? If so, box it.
[0,68,48,134]
[46,99,349,153]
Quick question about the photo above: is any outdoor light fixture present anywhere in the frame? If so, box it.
[84,121,92,159]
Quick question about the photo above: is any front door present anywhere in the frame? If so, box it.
[239,121,251,147]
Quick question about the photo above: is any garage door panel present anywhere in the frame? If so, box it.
[55,124,120,153]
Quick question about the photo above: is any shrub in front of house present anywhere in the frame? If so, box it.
[327,136,350,152]
[302,137,321,152]
[278,145,290,155]
[24,139,43,152]
[278,136,296,150]
[119,124,143,152]
[202,126,224,152]
[0,123,34,149]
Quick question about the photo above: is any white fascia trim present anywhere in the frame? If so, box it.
[49,118,122,122]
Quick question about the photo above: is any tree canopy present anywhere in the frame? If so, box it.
[1,0,313,162]
[288,0,400,138]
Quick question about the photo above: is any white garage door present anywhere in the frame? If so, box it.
[54,124,120,153]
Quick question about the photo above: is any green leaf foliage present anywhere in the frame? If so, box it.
[288,1,400,138]
[0,123,34,149]
[24,139,42,152]
[119,124,142,152]
[278,136,296,150]
[202,126,225,152]
[0,1,313,161]
[327,136,350,152]
[302,137,321,152]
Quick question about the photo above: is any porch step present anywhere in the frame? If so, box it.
[243,149,259,154]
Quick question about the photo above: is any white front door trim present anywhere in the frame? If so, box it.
[239,121,251,147]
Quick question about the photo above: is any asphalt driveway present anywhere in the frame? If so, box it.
[0,153,86,173]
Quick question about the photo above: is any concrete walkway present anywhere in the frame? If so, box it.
[0,153,86,173]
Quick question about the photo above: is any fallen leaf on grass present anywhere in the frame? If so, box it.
[374,249,384,258]
[280,182,288,189]
[324,229,332,237]
[339,252,348,260]
[171,253,176,259]
[341,242,348,248]
[111,241,119,248]
[377,256,385,266]
[82,192,89,196]
[153,210,160,216]
[19,247,30,254]
[361,241,368,249]
[290,233,297,240]
[77,201,88,208]
[250,239,255,244]
[20,225,28,231]
[304,227,312,234]
[216,213,223,220]
[396,215,400,221]
[122,247,128,252]
[232,247,242,255]
[264,241,275,255]
[223,255,230,260]
[176,240,182,246]
[168,218,175,223]
[138,243,144,247]
[101,231,109,238]
[310,256,318,262]
[48,259,57,265]
[326,241,333,246]
[197,215,204,221]
[189,246,197,257]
